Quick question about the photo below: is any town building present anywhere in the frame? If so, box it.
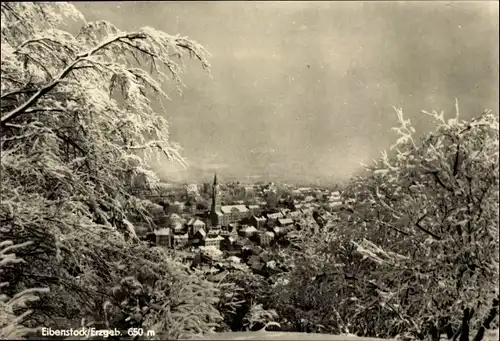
[205,235,225,248]
[187,218,206,237]
[173,233,189,247]
[259,231,275,246]
[220,205,251,223]
[167,201,183,214]
[247,204,261,216]
[154,228,171,246]
[277,218,294,227]
[266,212,284,221]
[220,224,238,238]
[249,215,266,229]
[209,173,252,226]
[244,186,255,199]
[240,225,258,238]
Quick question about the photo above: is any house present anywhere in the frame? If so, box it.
[220,236,238,252]
[167,201,183,214]
[204,235,225,248]
[220,205,251,223]
[273,226,290,236]
[247,204,261,215]
[297,187,312,193]
[154,228,171,246]
[301,208,312,215]
[187,218,206,237]
[192,228,207,245]
[259,231,275,246]
[172,233,189,248]
[266,212,284,221]
[220,224,238,238]
[169,213,184,226]
[172,223,185,234]
[329,191,341,201]
[240,225,258,238]
[244,186,255,198]
[277,218,294,227]
[208,224,222,235]
[249,215,267,229]
[328,201,343,209]
[280,209,291,216]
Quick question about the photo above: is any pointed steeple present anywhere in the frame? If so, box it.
[210,172,221,226]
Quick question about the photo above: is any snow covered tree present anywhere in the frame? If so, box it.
[1,2,220,337]
[273,103,499,340]
[342,103,499,340]
[0,240,49,339]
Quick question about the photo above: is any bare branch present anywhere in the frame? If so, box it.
[415,214,442,240]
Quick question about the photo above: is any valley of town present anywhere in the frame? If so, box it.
[134,174,348,272]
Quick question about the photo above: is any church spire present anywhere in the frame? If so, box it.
[210,172,221,226]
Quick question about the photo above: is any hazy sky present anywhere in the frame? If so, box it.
[75,1,499,184]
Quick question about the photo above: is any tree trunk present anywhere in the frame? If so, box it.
[473,298,499,341]
[459,308,473,341]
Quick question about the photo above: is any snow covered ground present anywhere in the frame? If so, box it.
[193,332,394,340]
[194,330,500,341]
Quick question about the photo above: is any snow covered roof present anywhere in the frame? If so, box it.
[173,233,188,239]
[242,225,258,233]
[206,236,224,241]
[221,205,249,214]
[154,228,171,236]
[193,219,205,226]
[227,256,241,263]
[195,228,207,238]
[188,218,205,226]
[278,218,294,225]
[266,212,283,219]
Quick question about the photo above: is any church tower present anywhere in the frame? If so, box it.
[210,173,221,226]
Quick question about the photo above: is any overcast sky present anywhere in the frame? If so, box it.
[75,1,499,184]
